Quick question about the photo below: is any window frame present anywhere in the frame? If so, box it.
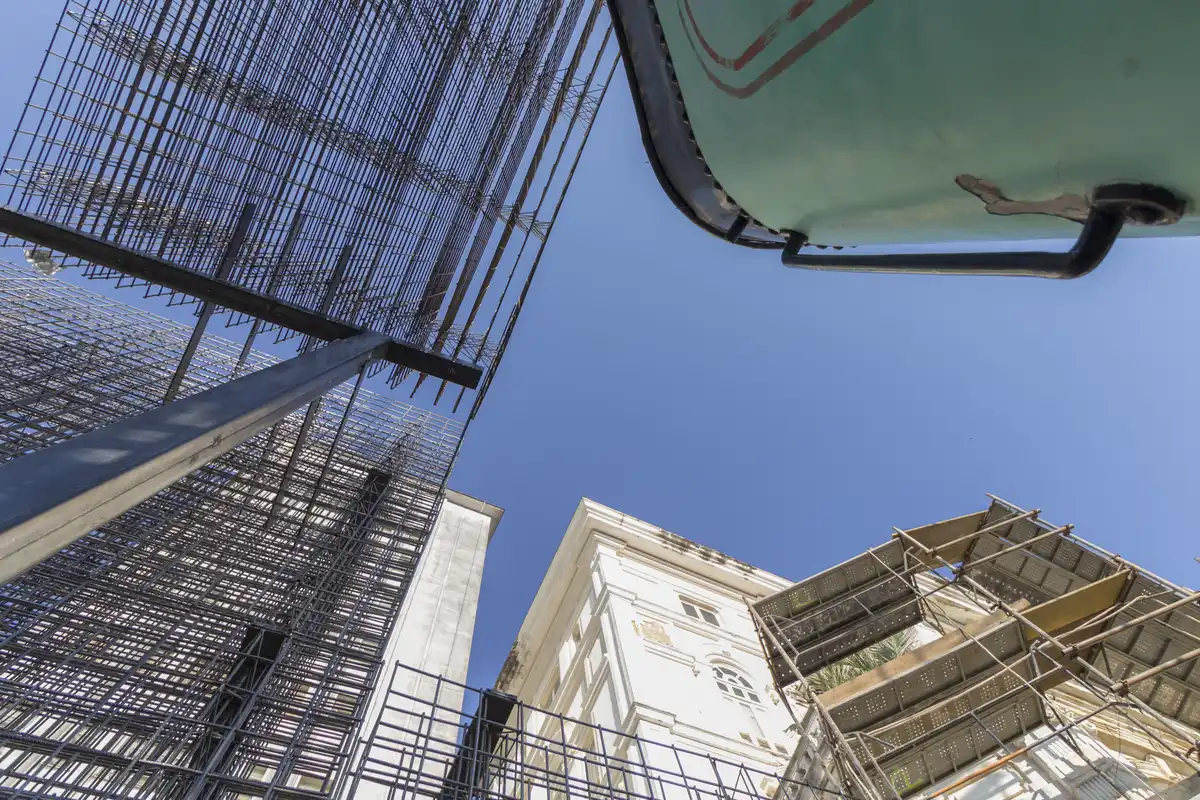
[680,596,721,627]
[711,663,762,704]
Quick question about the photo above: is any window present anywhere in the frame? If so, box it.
[540,669,561,710]
[712,665,760,703]
[680,597,720,626]
[586,638,604,678]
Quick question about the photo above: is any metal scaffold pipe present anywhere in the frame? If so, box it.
[893,507,1041,560]
[1060,588,1200,657]
[0,331,388,585]
[749,605,884,800]
[901,533,1200,763]
[954,523,1073,575]
[924,702,1118,800]
[988,493,1197,595]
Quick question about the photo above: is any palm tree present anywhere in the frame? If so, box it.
[805,630,916,695]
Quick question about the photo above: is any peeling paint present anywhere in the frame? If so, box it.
[639,618,673,646]
[495,640,524,691]
[956,174,1091,223]
[656,530,756,574]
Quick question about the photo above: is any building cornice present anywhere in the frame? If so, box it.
[496,498,790,696]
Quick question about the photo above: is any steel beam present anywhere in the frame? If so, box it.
[0,206,482,388]
[0,332,389,585]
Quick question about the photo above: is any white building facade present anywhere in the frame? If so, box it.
[496,498,800,792]
[496,499,1198,800]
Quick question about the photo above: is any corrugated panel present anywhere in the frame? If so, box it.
[1075,772,1155,800]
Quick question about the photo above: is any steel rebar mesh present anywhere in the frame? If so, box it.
[0,262,464,798]
[2,0,616,397]
[345,663,814,800]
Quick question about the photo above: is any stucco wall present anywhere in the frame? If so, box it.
[503,500,800,793]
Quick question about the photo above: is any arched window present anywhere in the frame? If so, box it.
[712,664,761,704]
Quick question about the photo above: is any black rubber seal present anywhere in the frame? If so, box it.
[606,0,784,249]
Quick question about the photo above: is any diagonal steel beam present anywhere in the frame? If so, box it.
[0,332,388,585]
[0,206,482,388]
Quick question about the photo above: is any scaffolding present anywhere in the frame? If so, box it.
[2,0,618,405]
[0,262,463,798]
[751,496,1200,800]
[347,663,815,800]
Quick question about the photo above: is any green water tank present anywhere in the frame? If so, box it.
[609,0,1197,277]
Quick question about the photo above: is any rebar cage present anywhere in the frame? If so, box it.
[346,663,815,800]
[751,496,1200,800]
[2,0,618,407]
[0,261,463,798]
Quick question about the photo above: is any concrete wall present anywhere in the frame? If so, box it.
[355,490,501,800]
[382,490,500,685]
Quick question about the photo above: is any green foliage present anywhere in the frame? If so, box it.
[806,630,917,695]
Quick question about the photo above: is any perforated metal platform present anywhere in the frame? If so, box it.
[754,541,922,685]
[822,610,1030,734]
[859,689,1048,798]
[1096,572,1200,729]
[965,504,1117,606]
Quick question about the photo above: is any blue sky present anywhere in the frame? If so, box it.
[3,6,1198,693]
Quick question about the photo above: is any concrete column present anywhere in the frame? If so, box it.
[356,491,502,800]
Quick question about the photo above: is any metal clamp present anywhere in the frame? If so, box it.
[781,183,1187,279]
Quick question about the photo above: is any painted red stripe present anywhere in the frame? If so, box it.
[683,0,816,71]
[678,0,876,99]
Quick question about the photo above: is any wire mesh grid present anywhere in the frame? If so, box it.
[0,261,464,798]
[2,0,617,399]
[346,663,814,800]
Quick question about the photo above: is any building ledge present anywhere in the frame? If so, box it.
[444,489,504,542]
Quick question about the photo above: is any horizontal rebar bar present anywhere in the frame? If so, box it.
[1,0,616,399]
[0,206,482,387]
